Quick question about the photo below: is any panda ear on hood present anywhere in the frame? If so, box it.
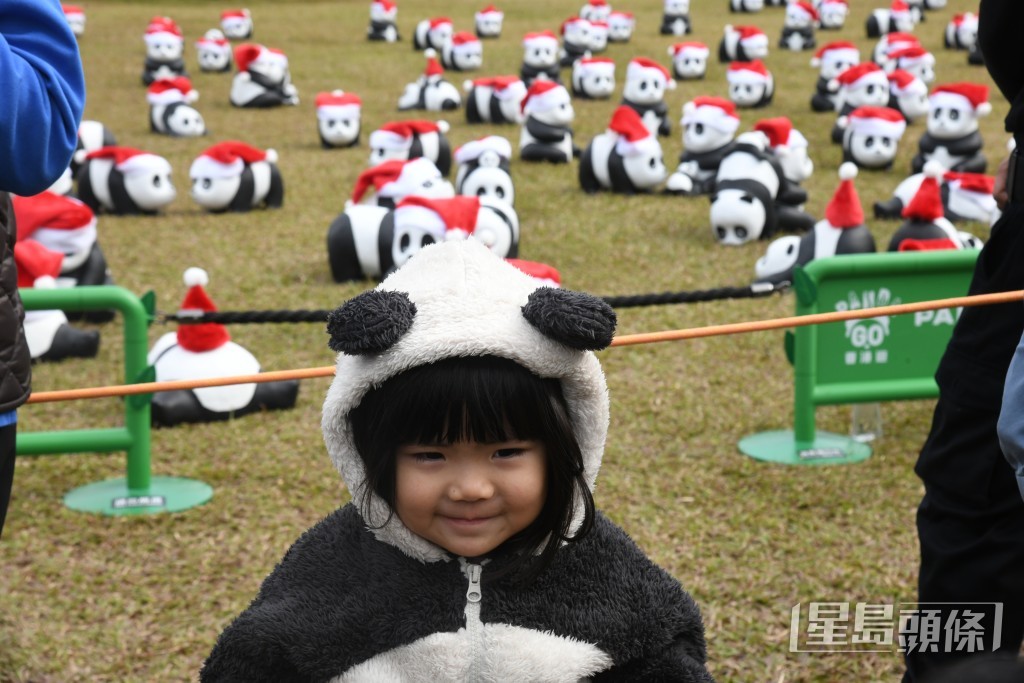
[521,287,616,350]
[326,289,417,354]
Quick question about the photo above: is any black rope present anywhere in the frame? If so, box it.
[160,281,790,324]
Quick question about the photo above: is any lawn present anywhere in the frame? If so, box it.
[0,0,1007,681]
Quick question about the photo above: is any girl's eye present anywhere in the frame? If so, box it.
[414,452,445,462]
[494,448,524,459]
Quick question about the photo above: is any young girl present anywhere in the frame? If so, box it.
[201,240,714,682]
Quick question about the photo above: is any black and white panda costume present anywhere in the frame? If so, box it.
[778,1,817,51]
[201,239,713,682]
[754,163,877,285]
[660,0,692,35]
[519,31,561,86]
[148,268,299,427]
[579,105,667,194]
[463,76,526,124]
[718,24,769,63]
[229,43,299,108]
[454,136,515,205]
[519,81,577,163]
[367,0,399,42]
[910,83,991,174]
[147,77,206,137]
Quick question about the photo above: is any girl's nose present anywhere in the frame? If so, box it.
[448,470,495,501]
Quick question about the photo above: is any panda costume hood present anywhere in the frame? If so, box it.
[202,240,712,682]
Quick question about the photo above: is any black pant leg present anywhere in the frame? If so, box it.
[0,422,15,539]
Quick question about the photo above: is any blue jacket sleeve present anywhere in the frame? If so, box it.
[997,330,1024,501]
[0,0,86,196]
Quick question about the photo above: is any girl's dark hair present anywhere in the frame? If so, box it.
[349,355,596,579]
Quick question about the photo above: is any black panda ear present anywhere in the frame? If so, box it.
[522,288,617,351]
[327,290,417,355]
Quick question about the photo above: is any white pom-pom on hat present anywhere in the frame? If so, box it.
[923,160,946,178]
[838,162,858,181]
[184,267,209,287]
[265,148,278,164]
[436,120,451,134]
[463,80,473,91]
[34,275,57,289]
[424,47,437,58]
[977,102,992,117]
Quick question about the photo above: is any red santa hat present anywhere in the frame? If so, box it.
[943,171,995,197]
[315,90,362,120]
[176,268,231,353]
[845,106,907,139]
[825,163,865,229]
[626,57,674,89]
[609,11,635,26]
[889,0,911,22]
[727,25,769,53]
[12,192,97,282]
[506,259,561,288]
[195,29,231,54]
[561,16,592,37]
[349,160,405,204]
[394,195,481,240]
[521,80,571,115]
[86,146,172,177]
[608,106,658,157]
[189,141,277,180]
[450,32,482,57]
[753,117,794,148]
[144,17,183,45]
[682,96,741,134]
[369,120,446,151]
[669,42,710,59]
[831,62,887,91]
[14,240,64,287]
[811,41,859,68]
[929,83,992,117]
[584,0,608,9]
[881,32,920,54]
[63,4,84,19]
[146,77,199,105]
[888,69,927,97]
[902,161,946,223]
[726,60,771,86]
[221,8,251,21]
[12,191,95,242]
[454,135,513,165]
[350,157,443,206]
[787,1,819,22]
[234,43,287,73]
[522,30,559,50]
[422,49,444,78]
[820,0,848,7]
[372,0,397,13]
[950,12,978,28]
[574,57,615,78]
[890,45,934,70]
[476,5,503,19]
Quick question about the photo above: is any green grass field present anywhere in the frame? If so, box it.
[1,0,1008,681]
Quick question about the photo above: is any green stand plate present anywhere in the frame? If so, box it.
[64,476,213,515]
[739,430,872,466]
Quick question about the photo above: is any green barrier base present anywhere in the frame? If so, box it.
[64,477,213,516]
[739,430,872,466]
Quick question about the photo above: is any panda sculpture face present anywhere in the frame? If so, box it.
[729,81,769,108]
[391,221,441,269]
[574,70,615,99]
[370,4,397,22]
[754,235,801,282]
[622,148,667,190]
[319,114,361,147]
[844,79,890,109]
[928,106,978,139]
[588,25,608,52]
[451,46,483,71]
[429,25,453,50]
[665,0,690,14]
[190,174,240,211]
[955,22,978,49]
[476,15,502,37]
[903,62,934,85]
[399,76,462,111]
[370,145,409,167]
[221,18,253,40]
[784,4,813,28]
[731,0,765,11]
[818,5,848,28]
[468,203,518,257]
[895,90,929,122]
[147,37,183,62]
[673,54,707,79]
[524,44,558,69]
[820,57,857,81]
[608,18,633,41]
[163,105,206,137]
[710,188,766,245]
[250,60,287,87]
[563,23,591,49]
[125,169,177,211]
[623,75,665,106]
[845,130,899,169]
[683,120,733,154]
[197,47,230,72]
[460,167,514,205]
[535,100,575,127]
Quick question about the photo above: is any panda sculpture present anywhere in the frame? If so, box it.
[718,25,769,63]
[754,163,876,285]
[841,106,907,170]
[580,0,611,22]
[669,42,709,80]
[454,136,515,205]
[660,0,691,36]
[441,33,484,72]
[368,0,399,42]
[608,11,635,42]
[464,76,527,124]
[621,58,675,138]
[519,81,577,163]
[664,96,740,196]
[709,131,815,245]
[76,146,176,215]
[944,12,978,51]
[830,63,891,144]
[559,17,593,68]
[349,157,455,210]
[817,0,849,30]
[571,57,615,100]
[22,301,100,363]
[230,43,299,108]
[149,268,300,428]
[195,29,232,72]
[730,0,765,12]
[727,61,774,109]
[887,163,970,252]
[475,6,503,39]
[316,91,362,149]
[327,195,519,282]
[871,31,919,69]
[369,120,453,176]
[398,50,462,112]
[413,17,453,52]
[72,120,117,178]
[147,77,206,137]
[189,141,284,212]
[63,5,86,37]
[588,20,609,54]
[579,106,667,195]
[865,1,915,39]
[220,9,254,40]
[520,31,561,86]
[753,117,814,186]
[887,70,929,123]
[911,83,990,174]
[874,169,998,225]
[888,46,935,85]
[141,16,187,86]
[809,42,860,112]
[779,1,817,51]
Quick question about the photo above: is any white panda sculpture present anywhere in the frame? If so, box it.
[368,0,399,42]
[718,25,769,63]
[63,5,86,37]
[475,6,504,39]
[195,29,232,72]
[665,96,740,196]
[660,0,692,36]
[189,141,284,213]
[464,76,526,124]
[608,11,635,42]
[841,106,907,171]
[519,81,577,163]
[865,2,915,39]
[141,16,187,86]
[830,63,892,144]
[588,20,609,54]
[911,83,991,174]
[220,9,254,40]
[230,43,299,108]
[580,0,612,22]
[326,195,520,282]
[369,120,453,177]
[817,0,849,30]
[19,278,99,363]
[730,0,765,13]
[888,46,935,85]
[872,31,919,68]
[874,169,999,225]
[944,12,978,51]
[316,91,362,149]
[754,163,877,285]
[520,31,561,86]
[779,1,818,51]
[669,42,709,81]
[147,77,206,137]
[621,58,675,138]
[887,70,929,123]
[72,120,117,177]
[709,132,816,245]
[349,157,455,210]
[579,106,667,195]
[441,33,484,72]
[887,164,971,252]
[726,60,774,109]
[76,146,176,215]
[753,117,814,186]
[809,41,860,112]
[559,17,593,68]
[454,136,515,205]
[398,50,462,112]
[571,57,615,100]
[413,17,453,51]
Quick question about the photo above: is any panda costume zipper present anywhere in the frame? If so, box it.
[460,558,485,678]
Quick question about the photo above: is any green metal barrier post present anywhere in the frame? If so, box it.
[739,250,979,465]
[18,286,212,514]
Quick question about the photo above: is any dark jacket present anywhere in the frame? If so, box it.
[0,191,31,412]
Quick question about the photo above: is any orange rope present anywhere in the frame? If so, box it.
[26,289,1023,404]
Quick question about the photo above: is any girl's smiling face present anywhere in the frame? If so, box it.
[395,439,547,558]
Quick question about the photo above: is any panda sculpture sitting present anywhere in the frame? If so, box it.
[718,25,769,63]
[727,60,774,109]
[660,0,691,36]
[141,16,187,86]
[830,62,891,144]
[579,106,667,195]
[621,58,675,138]
[753,117,814,187]
[809,42,860,113]
[520,31,561,86]
[887,70,930,123]
[189,142,284,213]
[779,1,817,52]
[664,96,740,196]
[464,76,526,124]
[580,0,611,22]
[220,9,253,40]
[369,120,453,177]
[316,91,362,149]
[368,0,399,42]
[841,106,907,171]
[944,12,978,51]
[608,11,635,42]
[818,0,849,30]
[475,6,503,39]
[195,29,232,72]
[454,136,515,205]
[76,146,176,216]
[559,17,593,68]
[887,163,973,252]
[230,43,299,108]
[910,83,990,174]
[398,50,462,112]
[874,168,998,225]
[865,1,915,39]
[519,81,577,163]
[147,77,206,137]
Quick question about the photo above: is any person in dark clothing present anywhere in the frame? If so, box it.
[901,1,1024,680]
